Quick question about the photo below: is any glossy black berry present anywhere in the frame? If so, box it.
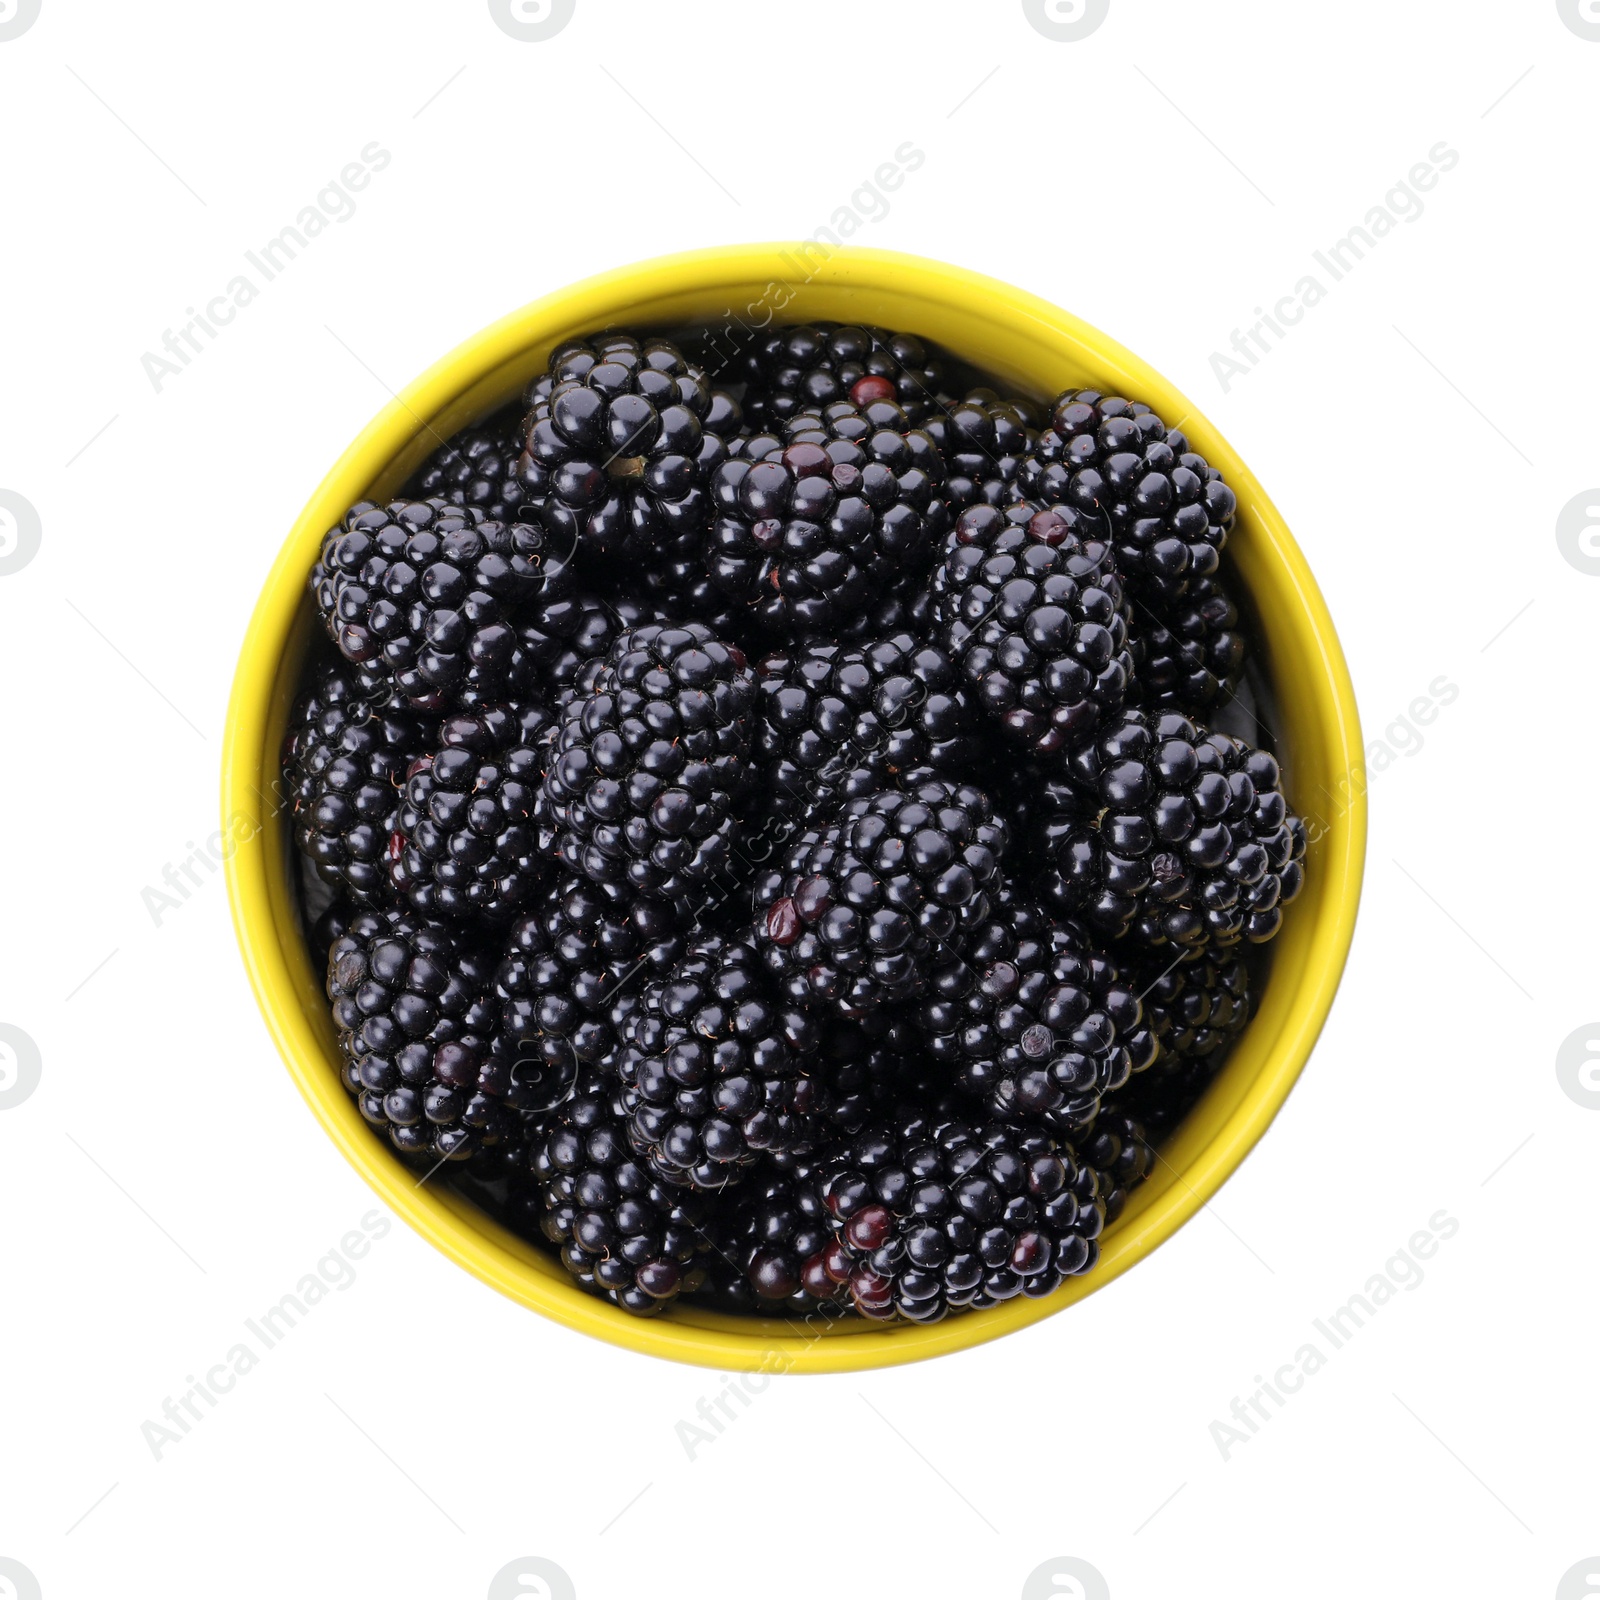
[734,322,948,428]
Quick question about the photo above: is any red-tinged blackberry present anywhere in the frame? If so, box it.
[1135,945,1252,1065]
[541,623,757,903]
[932,500,1133,759]
[923,389,1038,510]
[924,897,1154,1135]
[1016,389,1237,604]
[736,322,948,428]
[1079,1110,1155,1225]
[1129,574,1247,715]
[283,660,423,906]
[754,633,980,820]
[753,779,1008,1018]
[616,936,824,1190]
[521,1073,710,1315]
[388,702,554,923]
[517,333,741,562]
[1039,709,1306,950]
[806,1114,1105,1321]
[706,402,949,636]
[311,498,573,712]
[409,410,534,524]
[495,872,685,1086]
[326,909,506,1161]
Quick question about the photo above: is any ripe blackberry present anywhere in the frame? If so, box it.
[523,1073,710,1315]
[695,1159,834,1308]
[807,1114,1105,1321]
[541,623,757,903]
[932,500,1133,759]
[388,702,554,923]
[1079,1110,1155,1225]
[617,936,823,1190]
[495,872,684,1090]
[311,498,572,711]
[1135,945,1252,1066]
[924,897,1154,1135]
[518,333,741,562]
[283,660,422,906]
[409,411,534,524]
[325,910,506,1161]
[1017,389,1237,604]
[1129,575,1247,715]
[754,633,980,820]
[706,402,949,636]
[858,566,936,640]
[737,322,948,428]
[1039,709,1306,950]
[923,389,1037,510]
[754,778,1008,1018]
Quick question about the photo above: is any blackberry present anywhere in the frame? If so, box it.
[706,402,949,636]
[518,333,741,562]
[924,897,1154,1135]
[1017,389,1237,604]
[1135,945,1252,1066]
[282,660,422,906]
[858,565,936,640]
[754,633,980,821]
[617,936,823,1190]
[541,623,757,903]
[409,411,534,524]
[736,322,948,428]
[522,1074,710,1315]
[1129,575,1247,715]
[512,591,644,699]
[923,389,1037,510]
[1080,1110,1155,1225]
[1109,1053,1222,1140]
[326,909,505,1161]
[1039,709,1306,950]
[311,498,572,711]
[807,1113,1105,1321]
[933,501,1133,759]
[754,778,1008,1018]
[495,872,685,1091]
[695,1159,834,1308]
[388,702,554,923]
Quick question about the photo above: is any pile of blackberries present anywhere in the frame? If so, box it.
[286,320,1305,1324]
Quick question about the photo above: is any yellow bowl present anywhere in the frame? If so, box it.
[223,244,1365,1372]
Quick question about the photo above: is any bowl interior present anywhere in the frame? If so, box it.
[224,245,1364,1372]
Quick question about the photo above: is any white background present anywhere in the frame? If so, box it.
[1,2,1596,1597]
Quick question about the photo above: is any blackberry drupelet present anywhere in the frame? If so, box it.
[806,1113,1105,1321]
[754,778,1008,1018]
[932,500,1133,758]
[518,333,741,562]
[1039,709,1306,950]
[1017,389,1237,604]
[409,411,534,524]
[541,623,757,903]
[1135,945,1252,1066]
[522,1073,710,1315]
[736,322,948,428]
[923,389,1037,510]
[1080,1110,1155,1225]
[495,872,684,1093]
[754,633,980,820]
[924,896,1154,1135]
[311,498,572,712]
[617,936,823,1190]
[1129,574,1247,715]
[326,909,505,1161]
[388,702,554,923]
[706,400,949,636]
[283,660,422,906]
